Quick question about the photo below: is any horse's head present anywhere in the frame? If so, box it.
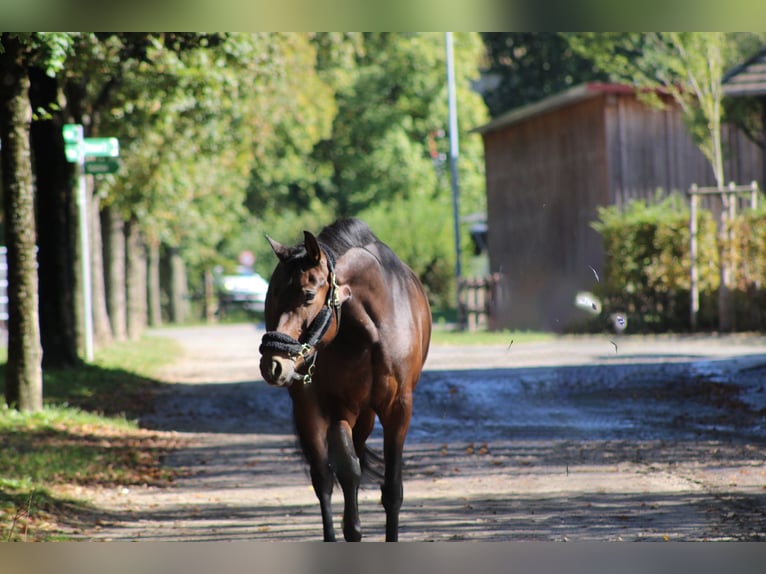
[259,230,351,387]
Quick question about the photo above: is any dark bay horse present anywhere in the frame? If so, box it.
[258,218,432,541]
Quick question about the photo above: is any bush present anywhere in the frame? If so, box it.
[590,194,720,332]
[724,205,766,330]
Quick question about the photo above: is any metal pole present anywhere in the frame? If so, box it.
[445,32,462,281]
[77,146,94,361]
[689,185,699,331]
[762,98,766,195]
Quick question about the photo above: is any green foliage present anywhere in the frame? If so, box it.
[0,32,74,76]
[82,33,334,280]
[564,32,766,189]
[591,194,720,331]
[480,33,609,117]
[308,32,488,218]
[49,33,490,314]
[723,204,766,328]
[242,200,337,280]
[237,33,489,309]
[592,194,766,332]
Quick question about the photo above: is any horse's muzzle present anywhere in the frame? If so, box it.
[260,354,299,387]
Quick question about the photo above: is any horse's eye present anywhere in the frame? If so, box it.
[303,291,317,305]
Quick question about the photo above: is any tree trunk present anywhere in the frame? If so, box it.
[203,269,216,323]
[102,205,127,341]
[28,67,80,368]
[147,239,162,327]
[166,246,189,324]
[0,35,43,411]
[125,217,147,340]
[89,184,113,346]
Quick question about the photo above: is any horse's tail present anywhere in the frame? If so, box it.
[360,446,385,485]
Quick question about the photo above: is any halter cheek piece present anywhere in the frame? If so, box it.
[259,244,343,385]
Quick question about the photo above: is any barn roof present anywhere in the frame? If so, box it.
[722,46,766,97]
[473,83,635,135]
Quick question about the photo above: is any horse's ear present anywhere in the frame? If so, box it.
[266,235,291,262]
[303,231,322,265]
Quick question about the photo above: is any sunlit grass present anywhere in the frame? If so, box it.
[0,335,184,541]
[92,335,182,376]
[430,328,554,346]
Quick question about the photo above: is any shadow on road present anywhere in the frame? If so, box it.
[112,328,766,542]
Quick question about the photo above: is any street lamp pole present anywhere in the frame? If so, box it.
[445,32,462,282]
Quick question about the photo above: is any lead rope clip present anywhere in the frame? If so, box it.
[302,361,316,385]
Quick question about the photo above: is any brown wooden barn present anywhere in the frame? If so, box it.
[475,82,762,331]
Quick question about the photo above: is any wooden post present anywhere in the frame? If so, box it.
[751,180,759,209]
[688,182,759,332]
[689,185,699,331]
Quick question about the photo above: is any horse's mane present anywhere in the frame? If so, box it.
[317,218,380,258]
[281,218,399,272]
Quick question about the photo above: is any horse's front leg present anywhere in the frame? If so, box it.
[309,459,336,541]
[328,419,362,541]
[292,394,336,541]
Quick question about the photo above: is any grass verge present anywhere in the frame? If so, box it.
[0,335,184,541]
[430,328,554,346]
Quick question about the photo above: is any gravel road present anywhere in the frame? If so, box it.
[75,324,766,541]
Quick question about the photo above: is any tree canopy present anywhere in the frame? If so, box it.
[480,32,608,117]
[563,32,766,188]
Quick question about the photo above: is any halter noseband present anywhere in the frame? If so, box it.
[259,243,343,385]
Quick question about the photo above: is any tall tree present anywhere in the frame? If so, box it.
[29,44,81,368]
[101,206,127,340]
[92,34,335,321]
[238,33,489,305]
[60,33,228,339]
[0,34,43,410]
[480,33,608,117]
[564,33,766,189]
[308,33,488,217]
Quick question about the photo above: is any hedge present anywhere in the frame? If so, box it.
[589,194,766,333]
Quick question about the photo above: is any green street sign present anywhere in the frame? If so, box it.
[84,158,120,175]
[63,123,83,144]
[83,137,119,158]
[63,124,84,163]
[65,145,79,162]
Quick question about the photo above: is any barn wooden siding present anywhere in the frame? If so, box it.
[478,83,763,331]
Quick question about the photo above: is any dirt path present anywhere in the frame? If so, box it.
[75,325,766,541]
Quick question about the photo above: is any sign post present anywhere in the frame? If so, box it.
[445,33,463,324]
[62,124,121,361]
[84,158,120,175]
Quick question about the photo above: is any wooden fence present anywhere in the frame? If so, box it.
[457,273,504,331]
[688,181,760,331]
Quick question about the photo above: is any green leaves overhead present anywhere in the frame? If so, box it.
[563,32,766,189]
[307,32,488,216]
[480,33,609,117]
[49,32,489,300]
[90,33,334,269]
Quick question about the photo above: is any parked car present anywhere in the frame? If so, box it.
[217,271,269,313]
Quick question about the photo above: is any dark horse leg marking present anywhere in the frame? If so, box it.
[353,408,376,471]
[310,459,336,542]
[379,400,412,542]
[292,393,336,541]
[328,420,362,542]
